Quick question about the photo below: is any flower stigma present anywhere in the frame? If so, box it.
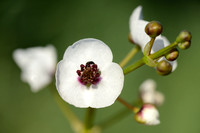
[77,61,101,87]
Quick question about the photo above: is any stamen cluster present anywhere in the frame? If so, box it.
[76,61,101,86]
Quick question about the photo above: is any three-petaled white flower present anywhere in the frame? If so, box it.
[139,79,164,106]
[56,38,124,108]
[129,6,177,71]
[135,104,160,125]
[13,45,57,92]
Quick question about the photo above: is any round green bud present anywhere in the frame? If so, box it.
[145,21,163,38]
[176,30,192,43]
[156,60,172,76]
[178,41,191,50]
[165,48,179,61]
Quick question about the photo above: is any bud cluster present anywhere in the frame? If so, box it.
[143,22,192,76]
[176,30,192,50]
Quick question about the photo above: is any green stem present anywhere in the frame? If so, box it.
[98,98,142,130]
[83,108,96,133]
[49,86,83,133]
[149,42,178,59]
[119,45,140,68]
[98,108,130,129]
[144,37,155,56]
[123,42,178,75]
[123,58,145,75]
[117,97,138,112]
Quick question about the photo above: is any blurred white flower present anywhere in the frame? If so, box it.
[135,104,160,125]
[139,79,164,106]
[129,5,177,71]
[56,38,124,108]
[13,45,57,92]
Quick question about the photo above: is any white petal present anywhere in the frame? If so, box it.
[139,79,156,93]
[89,63,124,108]
[129,6,149,48]
[139,79,165,106]
[63,38,113,70]
[139,79,156,104]
[21,62,53,92]
[142,104,160,125]
[141,93,155,104]
[151,36,169,53]
[129,5,143,21]
[56,60,91,108]
[169,60,177,72]
[13,45,57,92]
[154,91,165,106]
[130,19,150,49]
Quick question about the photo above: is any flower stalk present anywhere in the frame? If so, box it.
[119,45,140,68]
[123,41,178,75]
[83,108,96,133]
[117,97,139,113]
[144,37,155,56]
[98,108,130,129]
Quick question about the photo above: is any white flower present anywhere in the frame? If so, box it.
[13,45,57,92]
[56,38,124,108]
[139,79,164,106]
[135,104,160,125]
[129,6,177,71]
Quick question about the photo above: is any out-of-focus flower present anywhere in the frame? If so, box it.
[139,79,164,106]
[56,38,124,108]
[13,45,57,92]
[129,6,177,71]
[135,104,160,125]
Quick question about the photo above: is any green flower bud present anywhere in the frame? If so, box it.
[176,30,192,43]
[178,41,191,50]
[156,60,172,76]
[165,48,179,61]
[145,21,163,38]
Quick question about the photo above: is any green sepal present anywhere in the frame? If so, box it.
[144,42,151,56]
[143,56,157,67]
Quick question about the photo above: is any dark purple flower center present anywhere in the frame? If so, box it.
[76,61,101,86]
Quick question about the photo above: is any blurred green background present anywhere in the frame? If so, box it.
[1,0,200,133]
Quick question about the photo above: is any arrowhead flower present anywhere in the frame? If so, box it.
[56,38,124,108]
[13,45,57,92]
[135,104,160,125]
[139,79,164,106]
[129,6,177,71]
